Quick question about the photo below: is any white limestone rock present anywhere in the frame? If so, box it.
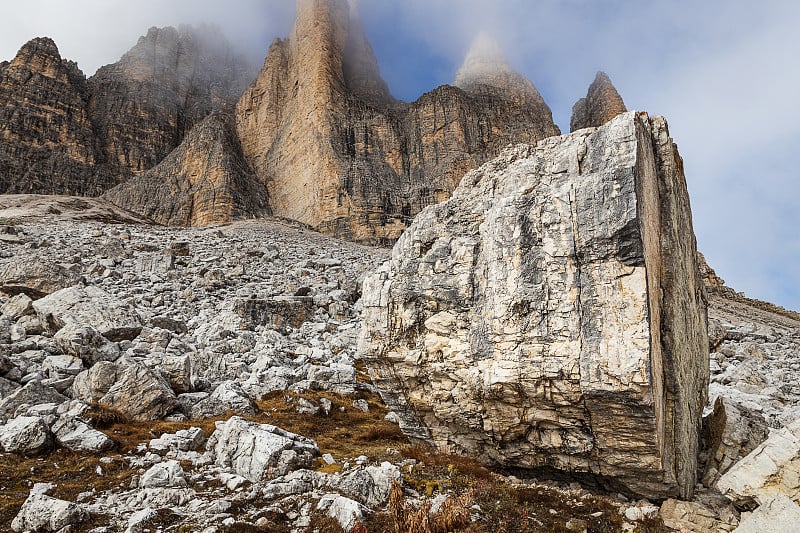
[718,418,800,506]
[358,112,709,499]
[140,460,188,488]
[190,380,255,418]
[1,293,33,320]
[33,285,143,341]
[206,416,319,482]
[0,415,52,455]
[52,416,113,453]
[71,360,177,421]
[734,495,800,533]
[317,494,366,531]
[53,324,121,365]
[11,485,89,532]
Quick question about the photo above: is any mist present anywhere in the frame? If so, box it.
[1,0,798,310]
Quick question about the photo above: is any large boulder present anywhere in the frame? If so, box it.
[33,285,142,341]
[358,112,709,499]
[71,360,177,421]
[206,416,319,482]
[718,418,800,506]
[0,415,53,455]
[11,483,89,532]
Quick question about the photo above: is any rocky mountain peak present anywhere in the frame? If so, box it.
[453,32,510,88]
[342,0,395,106]
[0,37,102,195]
[88,24,254,176]
[6,37,84,86]
[103,111,270,227]
[570,71,627,132]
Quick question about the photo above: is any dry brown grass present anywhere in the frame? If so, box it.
[0,389,407,531]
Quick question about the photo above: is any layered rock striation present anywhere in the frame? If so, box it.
[103,112,270,226]
[0,27,254,199]
[89,25,254,177]
[570,72,627,132]
[0,38,107,195]
[236,0,560,243]
[358,112,709,498]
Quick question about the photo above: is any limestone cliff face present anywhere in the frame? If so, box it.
[358,112,709,499]
[236,0,560,243]
[0,38,108,195]
[89,26,254,177]
[570,72,627,132]
[103,112,270,226]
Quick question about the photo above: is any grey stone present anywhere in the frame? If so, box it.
[0,415,53,455]
[33,285,143,341]
[11,486,89,532]
[206,416,319,482]
[53,324,120,365]
[71,360,177,421]
[703,396,770,487]
[0,381,67,422]
[190,380,255,419]
[317,494,365,532]
[1,293,33,320]
[358,112,709,499]
[718,418,800,506]
[52,416,113,453]
[734,495,800,533]
[140,460,188,488]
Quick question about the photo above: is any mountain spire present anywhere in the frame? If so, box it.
[570,71,627,132]
[454,32,513,91]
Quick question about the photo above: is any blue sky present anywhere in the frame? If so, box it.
[1,1,798,310]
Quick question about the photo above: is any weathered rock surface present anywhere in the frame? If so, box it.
[103,112,270,226]
[0,415,53,455]
[140,460,188,488]
[207,416,320,482]
[359,112,708,498]
[0,38,108,196]
[733,495,800,533]
[71,360,177,421]
[570,71,627,132]
[0,26,253,202]
[718,418,800,506]
[52,416,113,452]
[33,285,142,341]
[11,484,89,533]
[703,396,770,487]
[236,0,559,243]
[88,25,254,177]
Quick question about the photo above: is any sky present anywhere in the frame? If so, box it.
[1,1,798,311]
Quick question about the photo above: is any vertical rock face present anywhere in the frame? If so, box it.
[358,112,709,499]
[570,72,627,132]
[236,0,560,243]
[89,25,254,177]
[103,112,270,226]
[0,38,106,195]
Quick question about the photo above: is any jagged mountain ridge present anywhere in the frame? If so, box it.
[236,0,560,243]
[0,38,107,195]
[0,0,638,238]
[103,112,270,226]
[0,26,254,198]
